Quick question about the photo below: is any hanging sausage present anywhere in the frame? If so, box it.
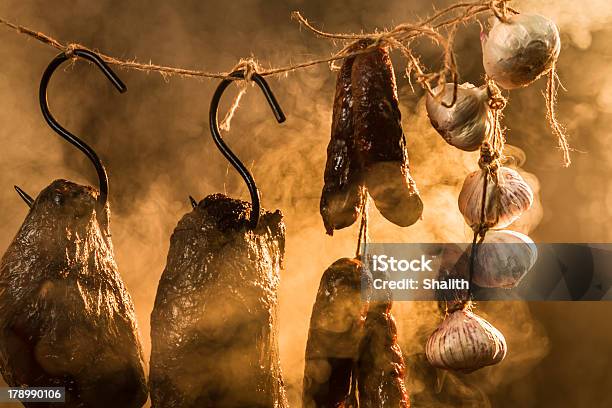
[305,204,410,407]
[320,41,422,233]
[302,258,366,407]
[352,44,423,227]
[358,300,410,408]
[320,42,368,235]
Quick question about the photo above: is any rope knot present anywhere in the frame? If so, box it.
[372,33,393,49]
[63,43,78,58]
[491,0,511,23]
[489,97,506,110]
[231,58,260,82]
[486,80,507,110]
[477,225,489,238]
[478,142,500,172]
[219,58,260,132]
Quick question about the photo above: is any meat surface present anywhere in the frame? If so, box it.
[320,42,368,235]
[321,42,423,231]
[352,46,423,227]
[302,258,368,408]
[358,300,410,408]
[0,179,148,408]
[150,193,287,408]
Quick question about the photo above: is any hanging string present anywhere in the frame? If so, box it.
[294,12,462,103]
[218,58,260,131]
[0,1,571,165]
[0,0,514,84]
[219,86,247,132]
[486,79,507,160]
[355,193,369,260]
[466,81,505,298]
[467,155,491,297]
[0,1,520,140]
[546,62,571,167]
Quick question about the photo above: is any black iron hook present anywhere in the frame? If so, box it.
[206,71,285,229]
[16,48,126,209]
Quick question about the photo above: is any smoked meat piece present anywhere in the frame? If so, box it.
[352,46,423,227]
[150,193,287,408]
[302,258,368,408]
[0,179,148,408]
[358,300,410,408]
[320,42,368,235]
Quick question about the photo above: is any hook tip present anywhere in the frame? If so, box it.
[14,185,34,208]
[111,78,127,94]
[116,80,128,93]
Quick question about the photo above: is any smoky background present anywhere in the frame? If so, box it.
[0,0,610,407]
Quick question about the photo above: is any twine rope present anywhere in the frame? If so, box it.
[219,58,260,131]
[465,83,507,299]
[546,62,571,167]
[1,1,571,164]
[0,0,513,85]
[355,193,369,260]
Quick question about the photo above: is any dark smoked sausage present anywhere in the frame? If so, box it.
[320,43,368,235]
[358,300,410,408]
[321,42,423,231]
[302,258,367,408]
[0,179,148,408]
[352,46,423,227]
[303,257,410,407]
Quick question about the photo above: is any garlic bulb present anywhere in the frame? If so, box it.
[426,309,507,373]
[458,166,533,231]
[426,83,492,151]
[482,14,561,89]
[472,230,537,288]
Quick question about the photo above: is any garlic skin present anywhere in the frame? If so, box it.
[472,230,537,288]
[426,83,492,151]
[458,166,533,231]
[426,309,507,373]
[482,14,561,89]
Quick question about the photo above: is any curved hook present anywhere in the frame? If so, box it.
[208,71,285,229]
[39,48,126,209]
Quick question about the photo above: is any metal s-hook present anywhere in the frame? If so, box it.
[206,70,285,229]
[16,48,126,209]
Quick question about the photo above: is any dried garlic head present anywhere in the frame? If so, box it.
[458,166,533,231]
[482,14,561,89]
[426,83,492,152]
[472,230,537,288]
[426,308,507,373]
